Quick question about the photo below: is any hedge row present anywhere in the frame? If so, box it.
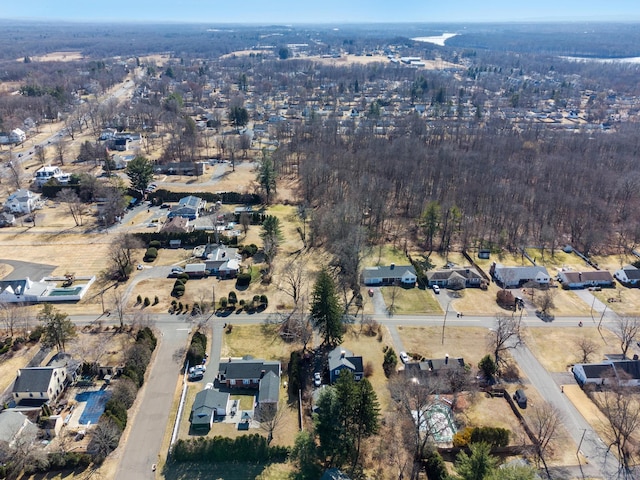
[171,434,289,464]
[148,189,262,205]
[453,426,510,448]
[135,230,235,248]
[186,331,207,367]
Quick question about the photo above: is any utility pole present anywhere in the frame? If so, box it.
[441,301,450,345]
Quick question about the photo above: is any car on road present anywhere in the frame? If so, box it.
[160,203,171,209]
[432,285,440,294]
[314,372,322,387]
[367,288,374,297]
[136,264,143,270]
[399,351,410,364]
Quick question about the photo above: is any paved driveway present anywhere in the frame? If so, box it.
[0,259,56,280]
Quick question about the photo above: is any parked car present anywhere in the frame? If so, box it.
[314,372,322,387]
[399,351,410,364]
[367,288,374,297]
[188,371,203,381]
[160,203,171,209]
[432,285,440,294]
[513,388,527,408]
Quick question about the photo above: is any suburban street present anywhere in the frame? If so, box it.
[65,306,630,480]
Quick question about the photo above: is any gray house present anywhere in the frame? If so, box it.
[362,264,417,286]
[426,267,483,288]
[328,347,363,383]
[573,360,640,387]
[614,265,640,287]
[490,263,550,288]
[189,389,230,431]
[168,196,206,220]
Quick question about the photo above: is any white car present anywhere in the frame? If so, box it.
[314,372,322,387]
[432,285,440,294]
[399,351,410,364]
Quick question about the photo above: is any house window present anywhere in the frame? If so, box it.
[29,393,33,398]
[243,379,250,385]
[230,379,236,386]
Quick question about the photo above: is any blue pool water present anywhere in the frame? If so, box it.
[76,390,112,425]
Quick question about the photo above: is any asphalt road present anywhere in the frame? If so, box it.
[67,308,627,479]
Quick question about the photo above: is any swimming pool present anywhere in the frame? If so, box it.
[76,390,112,425]
[49,286,83,296]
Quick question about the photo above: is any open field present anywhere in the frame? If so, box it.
[526,326,621,372]
[18,51,84,62]
[591,287,640,315]
[397,326,489,368]
[462,391,530,444]
[307,54,459,70]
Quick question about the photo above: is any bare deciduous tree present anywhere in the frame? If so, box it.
[575,337,598,363]
[55,138,68,165]
[88,418,122,461]
[56,188,88,226]
[257,402,287,444]
[595,381,640,476]
[388,374,445,480]
[278,258,306,307]
[613,316,640,359]
[107,234,143,280]
[489,314,521,367]
[0,302,28,337]
[529,402,562,474]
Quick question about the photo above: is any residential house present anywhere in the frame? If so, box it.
[490,263,550,288]
[217,358,281,407]
[362,264,417,286]
[557,270,614,289]
[202,244,241,279]
[573,360,640,387]
[33,165,70,188]
[9,128,26,144]
[614,265,640,287]
[160,216,193,234]
[168,195,206,220]
[189,389,230,431]
[0,132,9,144]
[0,212,15,227]
[4,189,40,214]
[426,267,484,289]
[0,411,38,446]
[0,278,52,303]
[12,366,71,406]
[328,346,364,383]
[405,356,466,376]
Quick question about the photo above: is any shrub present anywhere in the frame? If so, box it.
[422,448,448,480]
[364,361,374,377]
[143,297,150,307]
[228,291,238,306]
[144,247,158,261]
[153,296,159,305]
[149,240,161,248]
[186,331,207,366]
[383,346,398,377]
[497,289,516,309]
[260,294,268,306]
[177,273,190,281]
[29,325,44,342]
[219,297,228,309]
[236,273,251,287]
[136,294,142,304]
[478,354,497,380]
[470,426,510,447]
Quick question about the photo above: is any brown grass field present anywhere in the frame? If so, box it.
[525,326,621,372]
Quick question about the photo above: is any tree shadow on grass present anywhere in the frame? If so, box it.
[163,462,269,480]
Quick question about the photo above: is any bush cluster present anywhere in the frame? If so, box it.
[452,426,510,448]
[143,247,158,262]
[236,272,251,287]
[170,434,289,464]
[186,331,207,367]
[172,275,189,297]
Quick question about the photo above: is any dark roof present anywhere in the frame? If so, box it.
[328,347,364,374]
[258,371,280,403]
[362,265,416,280]
[562,271,614,283]
[404,358,465,375]
[219,359,280,381]
[427,268,482,282]
[614,360,640,380]
[13,367,57,393]
[581,363,615,379]
[620,266,640,280]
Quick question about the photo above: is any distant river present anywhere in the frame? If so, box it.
[561,56,640,64]
[412,33,458,46]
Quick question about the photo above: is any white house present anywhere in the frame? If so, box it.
[33,165,70,188]
[490,263,550,288]
[4,189,40,214]
[614,265,640,287]
[362,264,417,286]
[8,128,26,144]
[12,366,68,405]
[573,360,640,387]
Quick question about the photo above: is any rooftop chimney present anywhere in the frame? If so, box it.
[340,351,346,358]
[445,354,449,365]
[390,263,395,270]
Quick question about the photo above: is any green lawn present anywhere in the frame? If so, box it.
[230,393,255,410]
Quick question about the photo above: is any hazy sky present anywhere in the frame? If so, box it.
[3,0,640,23]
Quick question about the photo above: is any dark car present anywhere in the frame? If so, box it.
[160,203,171,209]
[513,389,527,408]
